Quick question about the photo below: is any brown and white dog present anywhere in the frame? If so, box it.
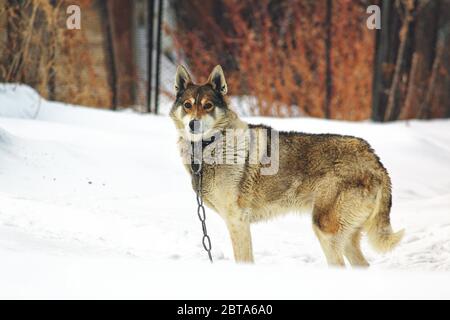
[170,65,404,267]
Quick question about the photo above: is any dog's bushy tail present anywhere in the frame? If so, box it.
[366,186,404,253]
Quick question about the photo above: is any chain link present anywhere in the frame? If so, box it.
[192,143,213,263]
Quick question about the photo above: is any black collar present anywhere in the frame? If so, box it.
[190,135,217,150]
[202,135,216,149]
[190,135,216,174]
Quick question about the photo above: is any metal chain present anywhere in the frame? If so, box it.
[192,144,213,263]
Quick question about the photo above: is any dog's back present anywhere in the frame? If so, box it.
[234,125,404,265]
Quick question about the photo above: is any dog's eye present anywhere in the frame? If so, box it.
[203,103,213,110]
[183,102,192,109]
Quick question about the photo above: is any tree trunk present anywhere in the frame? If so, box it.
[147,0,155,113]
[432,0,450,118]
[324,0,332,119]
[371,0,402,121]
[372,0,449,121]
[104,1,118,110]
[384,13,411,122]
[154,0,163,114]
[400,0,440,119]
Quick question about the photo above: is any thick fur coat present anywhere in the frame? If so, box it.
[170,65,404,267]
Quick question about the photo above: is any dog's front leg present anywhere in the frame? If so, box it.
[226,215,254,263]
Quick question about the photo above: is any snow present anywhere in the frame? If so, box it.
[0,84,41,119]
[0,85,450,299]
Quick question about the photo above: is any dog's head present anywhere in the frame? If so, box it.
[170,65,231,141]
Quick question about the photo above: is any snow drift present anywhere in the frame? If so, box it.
[0,84,41,119]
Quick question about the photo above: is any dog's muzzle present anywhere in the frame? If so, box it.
[189,119,202,134]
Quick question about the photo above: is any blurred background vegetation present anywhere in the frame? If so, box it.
[0,0,449,121]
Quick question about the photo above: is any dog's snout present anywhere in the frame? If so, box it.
[189,120,201,133]
[188,120,196,132]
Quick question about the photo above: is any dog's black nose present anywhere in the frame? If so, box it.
[189,120,201,133]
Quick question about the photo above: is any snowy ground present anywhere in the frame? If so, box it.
[1,84,450,299]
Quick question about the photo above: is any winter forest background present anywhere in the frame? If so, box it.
[1,0,449,120]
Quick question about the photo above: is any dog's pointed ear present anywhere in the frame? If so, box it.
[175,65,192,93]
[207,65,227,95]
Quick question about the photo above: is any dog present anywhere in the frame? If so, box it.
[170,65,404,267]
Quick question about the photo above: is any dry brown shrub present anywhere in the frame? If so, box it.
[330,1,375,120]
[0,0,111,108]
[168,0,374,119]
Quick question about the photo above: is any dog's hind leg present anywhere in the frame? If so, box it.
[313,225,345,267]
[226,215,254,263]
[344,230,369,268]
[312,197,346,267]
